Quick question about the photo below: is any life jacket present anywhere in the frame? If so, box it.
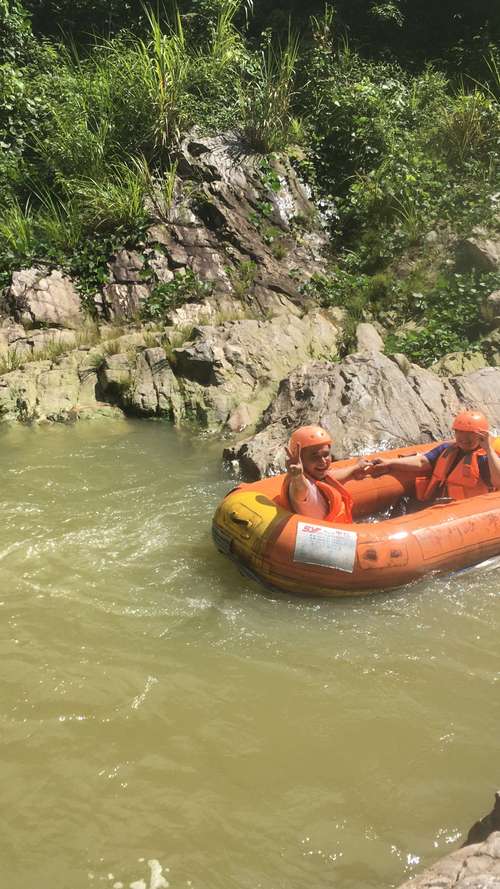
[278,470,353,524]
[415,444,490,501]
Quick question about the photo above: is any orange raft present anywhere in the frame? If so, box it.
[212,443,500,596]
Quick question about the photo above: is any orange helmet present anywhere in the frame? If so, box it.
[289,425,333,451]
[452,410,489,433]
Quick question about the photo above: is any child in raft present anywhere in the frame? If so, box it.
[371,410,500,501]
[281,425,372,523]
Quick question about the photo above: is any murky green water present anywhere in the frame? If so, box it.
[1,419,499,889]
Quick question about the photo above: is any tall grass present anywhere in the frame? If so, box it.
[208,0,250,71]
[0,199,34,256]
[240,32,301,152]
[441,88,495,165]
[67,160,149,231]
[139,7,190,151]
[34,190,84,251]
[137,155,178,219]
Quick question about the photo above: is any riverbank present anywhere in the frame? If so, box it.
[397,795,500,889]
[2,133,500,478]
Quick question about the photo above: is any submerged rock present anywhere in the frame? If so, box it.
[464,793,500,847]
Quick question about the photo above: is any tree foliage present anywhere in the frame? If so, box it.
[1,0,500,362]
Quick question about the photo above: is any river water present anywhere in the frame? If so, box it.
[1,419,498,889]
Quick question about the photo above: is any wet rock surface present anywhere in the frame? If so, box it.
[396,831,500,889]
[399,832,500,889]
[393,795,500,889]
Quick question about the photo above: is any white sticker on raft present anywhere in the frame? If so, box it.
[294,522,358,573]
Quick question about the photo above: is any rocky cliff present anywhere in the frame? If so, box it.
[2,133,500,478]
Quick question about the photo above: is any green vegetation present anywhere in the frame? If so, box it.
[1,0,500,364]
[141,270,213,322]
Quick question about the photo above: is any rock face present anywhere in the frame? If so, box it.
[2,133,329,327]
[429,350,489,376]
[0,353,112,423]
[225,352,500,478]
[99,282,151,321]
[464,793,500,847]
[128,347,183,419]
[0,320,27,354]
[93,131,328,322]
[396,832,500,889]
[7,268,83,328]
[127,309,340,430]
[0,332,145,423]
[356,322,384,353]
[482,289,500,326]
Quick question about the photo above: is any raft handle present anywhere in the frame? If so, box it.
[229,512,252,527]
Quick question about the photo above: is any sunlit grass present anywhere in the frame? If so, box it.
[240,32,301,153]
[0,200,34,256]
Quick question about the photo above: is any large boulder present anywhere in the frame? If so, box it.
[224,352,500,478]
[0,352,114,422]
[0,321,26,355]
[7,267,83,329]
[114,309,340,429]
[456,233,500,272]
[356,322,384,353]
[481,289,500,326]
[108,249,145,283]
[170,310,340,431]
[127,347,184,420]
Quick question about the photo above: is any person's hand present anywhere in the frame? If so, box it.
[476,429,493,450]
[285,443,303,477]
[351,458,374,479]
[364,457,392,476]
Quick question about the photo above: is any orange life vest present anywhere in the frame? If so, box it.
[415,444,490,501]
[278,471,353,523]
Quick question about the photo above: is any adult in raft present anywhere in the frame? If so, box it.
[373,410,500,500]
[281,425,371,522]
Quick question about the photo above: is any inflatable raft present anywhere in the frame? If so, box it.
[212,443,500,596]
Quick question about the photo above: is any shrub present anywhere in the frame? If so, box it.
[141,270,213,322]
[385,272,500,366]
